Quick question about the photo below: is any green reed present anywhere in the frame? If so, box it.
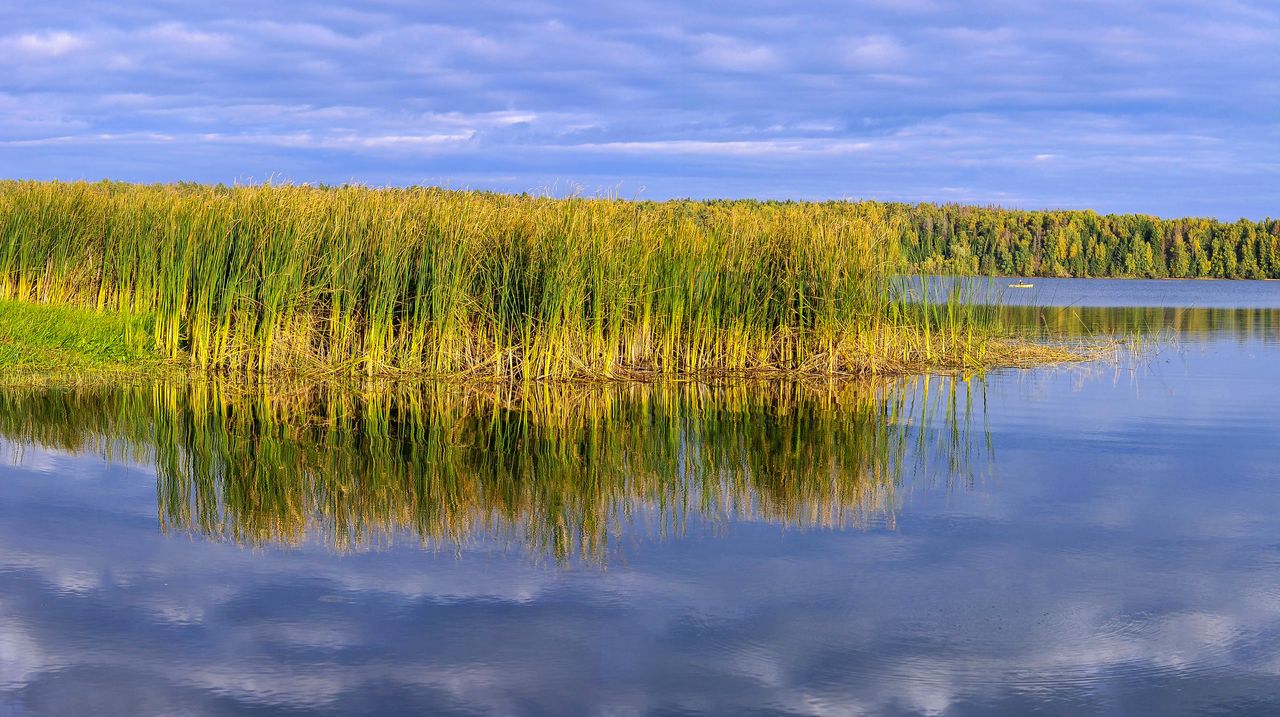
[0,181,1056,380]
[0,379,983,561]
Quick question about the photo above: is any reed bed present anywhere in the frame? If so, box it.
[0,379,983,561]
[0,180,1055,380]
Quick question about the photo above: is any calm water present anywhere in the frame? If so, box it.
[915,274,1280,309]
[3,279,1280,715]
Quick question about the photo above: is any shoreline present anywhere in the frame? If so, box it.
[0,299,1085,391]
[0,343,1087,391]
[958,274,1280,283]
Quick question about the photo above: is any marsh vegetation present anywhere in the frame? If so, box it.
[0,181,1066,382]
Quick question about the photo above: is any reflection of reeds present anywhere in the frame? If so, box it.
[0,380,983,562]
[1004,306,1280,343]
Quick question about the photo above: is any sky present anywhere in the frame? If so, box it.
[1,1,1277,218]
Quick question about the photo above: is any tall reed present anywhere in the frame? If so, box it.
[0,181,1046,379]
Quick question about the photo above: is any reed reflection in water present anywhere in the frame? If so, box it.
[1004,305,1280,343]
[0,378,986,561]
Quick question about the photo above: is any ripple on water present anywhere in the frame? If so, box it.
[825,609,1257,700]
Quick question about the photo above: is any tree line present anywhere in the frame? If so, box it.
[891,203,1280,279]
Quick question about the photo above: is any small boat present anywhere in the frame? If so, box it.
[1008,281,1034,288]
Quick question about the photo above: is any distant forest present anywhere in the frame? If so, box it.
[892,204,1280,279]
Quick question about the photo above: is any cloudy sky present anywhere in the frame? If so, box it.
[2,1,1277,218]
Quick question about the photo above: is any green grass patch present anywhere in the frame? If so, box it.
[0,300,162,382]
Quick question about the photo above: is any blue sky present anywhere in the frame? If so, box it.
[2,1,1277,218]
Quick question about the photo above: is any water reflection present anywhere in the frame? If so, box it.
[10,288,1280,714]
[0,378,985,561]
[916,275,1280,310]
[1004,305,1280,343]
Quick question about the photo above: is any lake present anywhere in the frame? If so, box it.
[2,278,1280,715]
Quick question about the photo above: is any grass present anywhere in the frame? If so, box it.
[0,299,165,384]
[0,180,1075,383]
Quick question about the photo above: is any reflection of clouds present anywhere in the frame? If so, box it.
[5,497,1279,715]
[2,341,1280,712]
[49,568,100,596]
[0,441,64,475]
[0,618,48,690]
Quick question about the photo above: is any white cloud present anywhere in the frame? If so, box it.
[140,22,235,57]
[3,31,86,58]
[566,138,874,157]
[196,130,477,151]
[843,34,907,69]
[691,34,782,73]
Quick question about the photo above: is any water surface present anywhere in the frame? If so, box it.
[918,274,1280,308]
[3,279,1280,715]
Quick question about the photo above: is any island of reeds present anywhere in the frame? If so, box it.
[0,180,1068,383]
